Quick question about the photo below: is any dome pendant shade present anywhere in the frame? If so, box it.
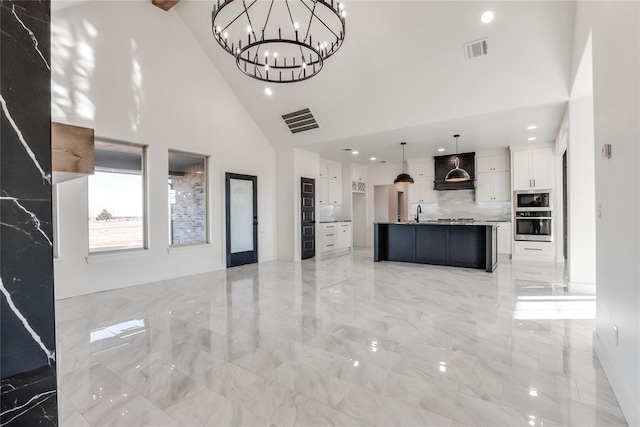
[394,142,414,184]
[394,172,414,184]
[445,157,471,182]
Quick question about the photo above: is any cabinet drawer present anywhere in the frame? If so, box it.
[322,231,338,241]
[322,241,338,251]
[321,223,337,231]
[514,241,555,256]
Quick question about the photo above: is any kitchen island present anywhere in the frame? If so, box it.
[374,221,498,272]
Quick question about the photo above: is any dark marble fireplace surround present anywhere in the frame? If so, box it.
[0,0,58,425]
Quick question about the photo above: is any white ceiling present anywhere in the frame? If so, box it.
[52,0,576,162]
[176,0,575,161]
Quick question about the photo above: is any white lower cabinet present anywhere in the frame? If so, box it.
[497,222,512,256]
[320,223,338,252]
[320,222,351,253]
[338,223,352,249]
[513,241,556,261]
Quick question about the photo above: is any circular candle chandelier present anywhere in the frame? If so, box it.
[211,0,346,83]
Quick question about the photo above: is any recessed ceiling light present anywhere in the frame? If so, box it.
[352,151,359,155]
[437,148,445,152]
[264,88,273,96]
[481,10,494,24]
[370,157,376,161]
[527,125,537,130]
[528,137,536,141]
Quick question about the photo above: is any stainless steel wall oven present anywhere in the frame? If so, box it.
[514,190,553,242]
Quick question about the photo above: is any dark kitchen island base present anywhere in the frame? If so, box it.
[374,222,498,272]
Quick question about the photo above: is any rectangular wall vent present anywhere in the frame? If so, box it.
[464,38,488,60]
[282,108,319,134]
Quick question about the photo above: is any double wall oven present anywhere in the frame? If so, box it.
[514,190,553,242]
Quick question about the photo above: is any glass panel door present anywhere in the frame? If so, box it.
[230,178,254,253]
[226,173,258,267]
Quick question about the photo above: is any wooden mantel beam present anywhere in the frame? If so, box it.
[152,0,181,11]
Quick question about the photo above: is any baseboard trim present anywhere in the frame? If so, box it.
[594,332,640,426]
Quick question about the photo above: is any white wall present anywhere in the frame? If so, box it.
[276,148,295,262]
[567,96,596,284]
[52,2,277,298]
[366,162,404,247]
[571,2,640,424]
[275,147,320,262]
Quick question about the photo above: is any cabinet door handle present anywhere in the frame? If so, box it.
[524,248,543,251]
[533,179,536,188]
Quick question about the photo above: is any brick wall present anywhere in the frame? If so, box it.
[170,163,206,244]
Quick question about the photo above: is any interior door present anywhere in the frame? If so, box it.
[226,173,258,268]
[301,177,316,259]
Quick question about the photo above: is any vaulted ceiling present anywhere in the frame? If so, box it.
[176,1,575,162]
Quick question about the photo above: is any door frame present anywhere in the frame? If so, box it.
[300,177,316,260]
[225,173,258,268]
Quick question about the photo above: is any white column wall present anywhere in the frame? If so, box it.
[571,2,640,424]
[52,2,276,298]
[567,96,596,284]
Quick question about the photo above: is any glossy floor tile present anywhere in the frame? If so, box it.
[55,250,627,426]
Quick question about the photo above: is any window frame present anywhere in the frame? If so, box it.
[167,149,210,247]
[87,138,148,254]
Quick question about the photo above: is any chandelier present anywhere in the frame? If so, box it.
[211,0,346,83]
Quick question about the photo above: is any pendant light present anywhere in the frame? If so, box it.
[444,134,471,182]
[394,142,414,184]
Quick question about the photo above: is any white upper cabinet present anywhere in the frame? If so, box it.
[512,150,532,190]
[476,153,511,202]
[477,153,510,173]
[328,161,342,180]
[317,176,328,205]
[319,158,328,178]
[318,158,344,205]
[408,177,435,204]
[328,179,342,205]
[352,164,367,183]
[476,172,511,202]
[492,171,511,201]
[408,159,434,178]
[511,147,554,190]
[530,148,553,189]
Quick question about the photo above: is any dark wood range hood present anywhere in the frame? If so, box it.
[433,152,476,191]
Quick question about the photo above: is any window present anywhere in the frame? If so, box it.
[88,140,146,252]
[168,151,208,245]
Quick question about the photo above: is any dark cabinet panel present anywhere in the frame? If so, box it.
[415,226,447,263]
[387,225,415,261]
[374,223,497,272]
[448,226,485,267]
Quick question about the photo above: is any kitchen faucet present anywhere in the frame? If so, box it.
[415,205,422,223]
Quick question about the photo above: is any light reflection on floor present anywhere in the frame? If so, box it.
[55,250,626,426]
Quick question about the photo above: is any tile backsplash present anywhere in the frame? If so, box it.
[411,190,511,221]
[319,204,348,222]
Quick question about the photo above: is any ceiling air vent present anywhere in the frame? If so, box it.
[282,108,319,134]
[464,38,488,60]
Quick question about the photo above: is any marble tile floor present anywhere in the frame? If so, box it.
[54,249,627,426]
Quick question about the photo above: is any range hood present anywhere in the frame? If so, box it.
[434,152,475,191]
